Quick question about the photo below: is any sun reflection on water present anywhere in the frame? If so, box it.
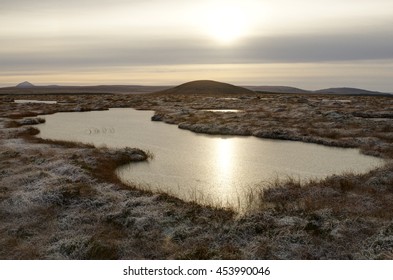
[214,138,234,189]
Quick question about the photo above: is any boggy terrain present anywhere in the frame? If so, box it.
[1,87,393,259]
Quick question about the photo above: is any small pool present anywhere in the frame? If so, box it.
[14,100,57,104]
[35,108,385,210]
[202,109,243,113]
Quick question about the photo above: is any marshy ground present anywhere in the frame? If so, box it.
[0,91,392,259]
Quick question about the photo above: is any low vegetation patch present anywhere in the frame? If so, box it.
[1,93,392,259]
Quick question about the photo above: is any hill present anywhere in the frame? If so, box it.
[315,87,391,96]
[245,85,392,96]
[2,81,391,96]
[0,85,171,95]
[246,85,309,94]
[153,80,255,96]
[16,81,35,88]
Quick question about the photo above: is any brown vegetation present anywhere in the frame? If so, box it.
[0,88,393,259]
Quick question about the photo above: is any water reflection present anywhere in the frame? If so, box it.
[14,99,57,104]
[202,109,242,112]
[35,108,385,210]
[215,139,233,183]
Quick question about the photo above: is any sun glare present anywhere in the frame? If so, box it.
[215,138,234,183]
[204,3,249,44]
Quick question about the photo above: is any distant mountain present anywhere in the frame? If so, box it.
[16,81,35,88]
[154,80,255,95]
[246,85,391,96]
[2,81,391,96]
[0,85,171,95]
[315,87,391,96]
[246,86,310,94]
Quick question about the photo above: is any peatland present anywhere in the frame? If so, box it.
[1,83,392,259]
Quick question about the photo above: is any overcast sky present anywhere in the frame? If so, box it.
[1,0,393,91]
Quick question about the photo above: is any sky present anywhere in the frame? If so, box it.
[1,0,393,91]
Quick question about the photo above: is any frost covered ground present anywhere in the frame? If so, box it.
[0,93,392,259]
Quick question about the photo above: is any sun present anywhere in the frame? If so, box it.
[204,4,249,44]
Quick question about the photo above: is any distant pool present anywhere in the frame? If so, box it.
[14,99,57,104]
[202,109,243,113]
[35,108,385,209]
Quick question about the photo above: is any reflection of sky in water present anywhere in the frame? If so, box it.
[14,99,57,104]
[202,109,243,113]
[35,108,385,210]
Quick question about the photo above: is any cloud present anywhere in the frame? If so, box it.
[1,0,392,91]
[239,28,393,62]
[1,24,393,72]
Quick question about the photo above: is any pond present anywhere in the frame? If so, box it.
[35,108,385,209]
[15,99,57,104]
[202,109,243,113]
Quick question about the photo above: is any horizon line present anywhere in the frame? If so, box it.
[1,80,392,94]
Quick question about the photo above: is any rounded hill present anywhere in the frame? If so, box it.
[153,80,255,96]
[16,81,35,88]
